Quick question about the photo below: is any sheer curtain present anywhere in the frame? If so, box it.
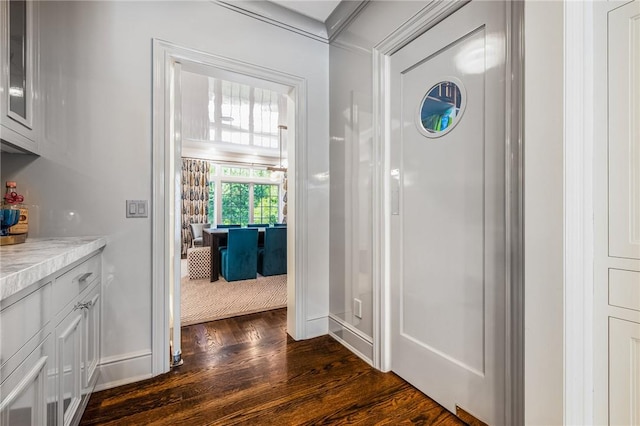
[181,159,210,255]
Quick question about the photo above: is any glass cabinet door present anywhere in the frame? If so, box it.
[7,0,32,128]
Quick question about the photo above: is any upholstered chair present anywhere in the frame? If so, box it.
[190,223,210,248]
[220,228,259,282]
[257,227,287,276]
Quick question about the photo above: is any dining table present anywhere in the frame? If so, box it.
[203,227,266,282]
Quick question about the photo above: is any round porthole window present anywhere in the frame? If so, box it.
[417,80,466,138]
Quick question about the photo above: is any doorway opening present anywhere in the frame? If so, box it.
[152,40,309,374]
[178,68,291,329]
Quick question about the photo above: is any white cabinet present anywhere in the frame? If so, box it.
[55,308,83,426]
[82,284,101,393]
[0,336,53,426]
[594,1,640,423]
[52,255,102,426]
[54,279,101,426]
[0,247,103,426]
[0,0,39,154]
[610,318,640,426]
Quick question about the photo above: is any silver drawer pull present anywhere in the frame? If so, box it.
[77,272,93,283]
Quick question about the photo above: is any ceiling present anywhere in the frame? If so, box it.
[268,0,342,22]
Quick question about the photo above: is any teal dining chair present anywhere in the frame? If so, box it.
[220,228,259,282]
[216,224,241,229]
[258,227,287,276]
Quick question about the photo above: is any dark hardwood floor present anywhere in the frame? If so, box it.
[81,309,465,425]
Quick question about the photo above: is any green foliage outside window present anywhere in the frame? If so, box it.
[222,167,250,177]
[254,184,279,224]
[206,164,280,226]
[221,182,249,225]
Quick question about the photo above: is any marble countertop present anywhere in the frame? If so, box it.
[0,236,107,302]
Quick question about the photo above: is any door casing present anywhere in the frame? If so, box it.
[151,39,309,375]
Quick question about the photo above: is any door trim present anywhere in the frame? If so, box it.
[563,2,595,424]
[151,39,309,375]
[371,1,524,424]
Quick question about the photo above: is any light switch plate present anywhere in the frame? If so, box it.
[126,200,148,218]
[354,298,362,319]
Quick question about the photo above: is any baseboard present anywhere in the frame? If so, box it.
[305,315,328,339]
[328,315,373,365]
[94,350,153,392]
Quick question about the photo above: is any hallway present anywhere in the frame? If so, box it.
[81,309,465,425]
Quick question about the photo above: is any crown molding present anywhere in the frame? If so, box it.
[326,0,370,42]
[213,0,329,42]
[212,0,368,44]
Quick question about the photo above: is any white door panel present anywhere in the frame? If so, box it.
[400,27,486,375]
[608,1,640,260]
[595,0,640,423]
[390,2,506,424]
[609,318,640,426]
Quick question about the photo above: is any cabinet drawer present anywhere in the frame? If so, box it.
[609,268,640,312]
[0,282,51,371]
[52,254,101,315]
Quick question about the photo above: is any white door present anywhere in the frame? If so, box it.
[594,0,640,424]
[389,2,507,424]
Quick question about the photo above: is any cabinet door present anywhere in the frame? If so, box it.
[610,318,640,426]
[55,309,83,426]
[0,336,51,426]
[0,0,38,153]
[82,285,100,391]
[608,0,640,260]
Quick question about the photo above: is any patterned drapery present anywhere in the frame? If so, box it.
[181,159,210,256]
[282,173,288,224]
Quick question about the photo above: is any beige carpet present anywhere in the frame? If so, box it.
[180,274,287,326]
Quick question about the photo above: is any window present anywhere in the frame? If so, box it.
[207,164,282,226]
[221,182,250,225]
[253,184,279,224]
[221,166,250,177]
[418,80,466,138]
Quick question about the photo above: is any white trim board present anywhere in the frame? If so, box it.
[328,314,373,365]
[563,1,595,424]
[212,0,369,44]
[214,0,328,42]
[94,350,153,392]
[151,39,310,376]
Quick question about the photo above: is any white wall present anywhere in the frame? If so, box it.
[329,1,426,360]
[523,1,565,424]
[1,0,329,389]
